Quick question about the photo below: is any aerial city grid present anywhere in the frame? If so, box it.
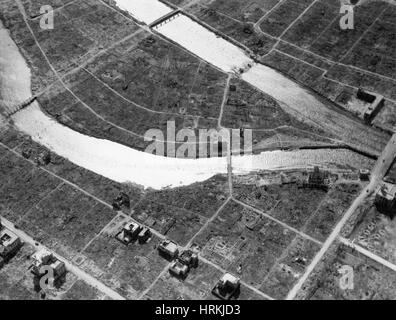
[0,0,396,303]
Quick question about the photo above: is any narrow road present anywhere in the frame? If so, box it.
[371,134,396,180]
[233,199,323,246]
[339,236,396,273]
[198,255,275,300]
[2,141,169,243]
[278,0,319,40]
[286,133,396,300]
[218,74,232,128]
[0,216,125,300]
[253,0,285,31]
[185,196,232,249]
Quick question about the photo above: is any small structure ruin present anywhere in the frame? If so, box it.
[356,88,385,124]
[168,249,199,279]
[158,239,179,260]
[169,260,189,279]
[359,169,371,181]
[0,226,22,267]
[112,192,130,211]
[301,166,330,191]
[138,227,152,244]
[30,249,66,290]
[116,221,143,245]
[35,151,51,166]
[375,182,396,219]
[212,273,241,300]
[179,250,199,269]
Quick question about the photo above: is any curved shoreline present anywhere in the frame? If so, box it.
[0,19,375,190]
[116,0,388,156]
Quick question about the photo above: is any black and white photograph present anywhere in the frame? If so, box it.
[0,0,395,307]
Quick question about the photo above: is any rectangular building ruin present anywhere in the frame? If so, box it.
[0,228,22,266]
[375,182,396,218]
[357,89,385,124]
[301,166,330,191]
[212,273,241,300]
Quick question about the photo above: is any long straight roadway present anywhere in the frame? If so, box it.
[0,216,125,300]
[339,236,396,273]
[286,133,396,300]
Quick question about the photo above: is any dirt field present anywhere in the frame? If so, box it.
[307,243,396,300]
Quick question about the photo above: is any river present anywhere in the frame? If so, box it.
[0,15,374,190]
[148,0,389,155]
[112,0,173,25]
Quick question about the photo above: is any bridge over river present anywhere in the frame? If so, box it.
[149,9,181,29]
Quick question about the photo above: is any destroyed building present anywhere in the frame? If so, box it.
[375,183,396,218]
[116,221,143,245]
[359,169,371,181]
[138,227,152,244]
[212,273,241,300]
[356,88,385,124]
[169,260,189,279]
[158,240,179,260]
[31,249,66,285]
[179,250,199,269]
[168,249,199,279]
[35,151,51,166]
[302,166,329,191]
[112,192,130,211]
[0,228,22,267]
